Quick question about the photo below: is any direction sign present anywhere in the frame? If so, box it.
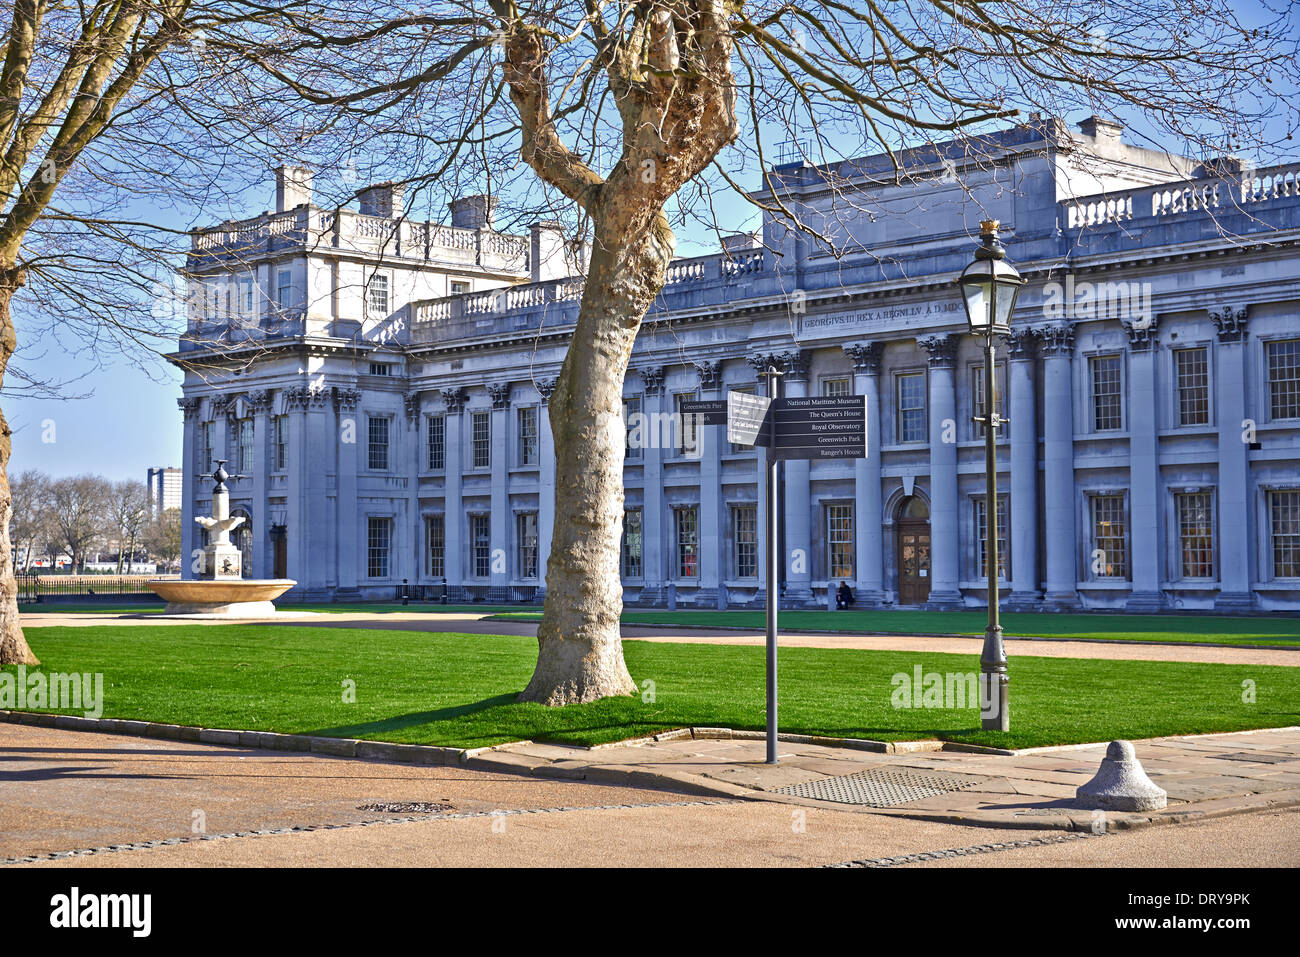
[680,399,728,426]
[768,395,867,460]
[726,391,772,446]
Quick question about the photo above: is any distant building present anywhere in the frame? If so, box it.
[146,467,183,516]
[172,120,1300,611]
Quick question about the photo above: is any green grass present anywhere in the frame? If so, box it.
[19,602,535,616]
[489,609,1300,647]
[7,625,1298,750]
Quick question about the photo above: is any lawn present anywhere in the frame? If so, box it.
[490,609,1300,647]
[7,625,1297,750]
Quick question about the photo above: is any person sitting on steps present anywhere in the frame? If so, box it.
[836,581,855,610]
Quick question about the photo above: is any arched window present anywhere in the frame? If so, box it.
[899,496,929,520]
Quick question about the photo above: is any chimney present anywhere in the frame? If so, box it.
[275,165,313,212]
[1078,116,1124,144]
[358,182,406,218]
[530,221,566,282]
[450,194,498,230]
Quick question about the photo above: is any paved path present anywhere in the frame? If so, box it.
[3,725,1298,868]
[19,610,1298,666]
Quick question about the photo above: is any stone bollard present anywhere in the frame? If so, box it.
[666,583,677,611]
[1076,740,1167,811]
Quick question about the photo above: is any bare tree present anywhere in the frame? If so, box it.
[244,0,1298,703]
[45,475,110,573]
[0,1,400,664]
[8,468,48,572]
[106,479,150,573]
[143,506,182,572]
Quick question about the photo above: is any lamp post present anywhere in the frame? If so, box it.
[956,220,1025,731]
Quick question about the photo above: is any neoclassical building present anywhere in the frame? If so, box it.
[172,118,1300,611]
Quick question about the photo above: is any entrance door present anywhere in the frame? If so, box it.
[896,497,931,604]
[273,533,287,579]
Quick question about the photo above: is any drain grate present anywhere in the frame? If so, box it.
[771,767,986,807]
[358,801,454,814]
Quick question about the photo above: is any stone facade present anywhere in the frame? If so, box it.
[171,119,1300,611]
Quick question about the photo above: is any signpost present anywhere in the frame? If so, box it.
[687,376,871,764]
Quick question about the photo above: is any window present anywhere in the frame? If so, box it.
[728,387,755,454]
[675,507,699,578]
[1174,347,1210,426]
[367,274,390,319]
[471,515,491,578]
[1267,339,1300,420]
[368,362,392,376]
[237,418,254,474]
[1091,495,1128,579]
[451,281,469,295]
[426,415,445,470]
[426,514,445,578]
[196,421,214,474]
[897,373,926,443]
[239,276,255,313]
[276,269,293,308]
[972,364,1005,438]
[733,506,758,578]
[273,416,288,471]
[974,495,1009,579]
[622,509,643,577]
[822,377,851,397]
[471,411,491,468]
[1175,491,1214,579]
[517,407,539,466]
[367,416,389,470]
[517,513,539,579]
[623,396,642,460]
[1269,490,1300,578]
[675,393,699,455]
[1090,355,1123,431]
[367,517,391,578]
[826,505,854,579]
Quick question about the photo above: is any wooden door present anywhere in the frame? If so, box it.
[273,536,287,579]
[897,520,931,604]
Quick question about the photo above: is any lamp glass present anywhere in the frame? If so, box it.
[961,278,992,332]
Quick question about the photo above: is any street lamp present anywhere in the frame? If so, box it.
[956,220,1025,732]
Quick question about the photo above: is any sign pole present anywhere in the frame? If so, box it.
[763,366,783,765]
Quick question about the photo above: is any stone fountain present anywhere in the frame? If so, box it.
[148,461,301,618]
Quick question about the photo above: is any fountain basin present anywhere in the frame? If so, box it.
[147,579,307,619]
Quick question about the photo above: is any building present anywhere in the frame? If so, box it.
[171,119,1300,612]
[146,467,183,516]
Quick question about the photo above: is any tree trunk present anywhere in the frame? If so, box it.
[519,214,674,705]
[0,267,39,665]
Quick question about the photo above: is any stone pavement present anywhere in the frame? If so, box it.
[19,609,1299,666]
[466,726,1300,832]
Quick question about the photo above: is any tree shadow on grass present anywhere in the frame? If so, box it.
[305,693,520,739]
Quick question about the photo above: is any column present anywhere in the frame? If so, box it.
[536,379,557,601]
[1006,329,1041,606]
[250,390,272,579]
[398,392,421,594]
[488,383,512,601]
[1041,324,1079,607]
[780,350,814,606]
[178,398,199,580]
[302,389,330,597]
[334,388,361,597]
[919,334,962,606]
[285,387,310,596]
[845,343,884,604]
[639,366,666,604]
[442,388,467,601]
[1125,318,1163,611]
[696,361,725,608]
[1211,307,1255,610]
